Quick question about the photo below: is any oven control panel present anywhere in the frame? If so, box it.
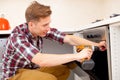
[83,27,106,42]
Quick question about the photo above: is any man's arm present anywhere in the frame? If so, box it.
[64,35,106,51]
[32,48,92,67]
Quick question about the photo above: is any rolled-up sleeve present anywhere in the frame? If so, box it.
[46,28,66,44]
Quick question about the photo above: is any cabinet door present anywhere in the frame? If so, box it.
[109,22,120,80]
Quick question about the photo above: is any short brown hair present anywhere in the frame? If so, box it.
[25,1,52,22]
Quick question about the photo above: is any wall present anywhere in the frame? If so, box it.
[104,0,120,19]
[0,0,104,31]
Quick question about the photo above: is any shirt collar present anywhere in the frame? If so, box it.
[25,23,36,39]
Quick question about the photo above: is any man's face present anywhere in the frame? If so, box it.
[30,16,51,37]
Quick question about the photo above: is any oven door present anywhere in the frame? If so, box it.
[79,26,109,80]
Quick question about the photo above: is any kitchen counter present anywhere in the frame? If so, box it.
[75,16,120,31]
[0,29,12,34]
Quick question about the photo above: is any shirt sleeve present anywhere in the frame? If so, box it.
[11,33,39,61]
[45,28,66,44]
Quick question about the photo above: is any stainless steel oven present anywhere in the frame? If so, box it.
[76,26,110,80]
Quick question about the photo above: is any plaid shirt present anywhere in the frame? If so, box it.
[2,23,66,80]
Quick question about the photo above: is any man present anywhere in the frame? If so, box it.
[2,1,106,80]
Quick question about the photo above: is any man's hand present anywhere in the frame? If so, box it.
[75,48,93,63]
[98,41,107,51]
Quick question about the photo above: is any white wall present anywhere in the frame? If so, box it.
[3,0,120,31]
[104,0,120,19]
[48,0,105,31]
[0,0,104,31]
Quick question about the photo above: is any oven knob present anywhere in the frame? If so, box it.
[87,34,93,38]
[87,35,90,38]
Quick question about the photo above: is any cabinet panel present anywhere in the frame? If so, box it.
[0,34,9,79]
[109,22,120,80]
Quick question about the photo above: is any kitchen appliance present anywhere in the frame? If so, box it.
[75,26,109,80]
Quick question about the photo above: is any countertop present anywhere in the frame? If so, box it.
[75,16,120,32]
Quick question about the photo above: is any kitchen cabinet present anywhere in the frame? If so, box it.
[108,22,120,80]
[0,34,10,79]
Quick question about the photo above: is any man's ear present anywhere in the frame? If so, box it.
[28,22,33,28]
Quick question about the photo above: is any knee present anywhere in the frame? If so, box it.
[24,70,57,80]
[15,69,58,80]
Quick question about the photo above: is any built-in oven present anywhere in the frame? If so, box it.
[75,26,110,80]
[0,34,10,79]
